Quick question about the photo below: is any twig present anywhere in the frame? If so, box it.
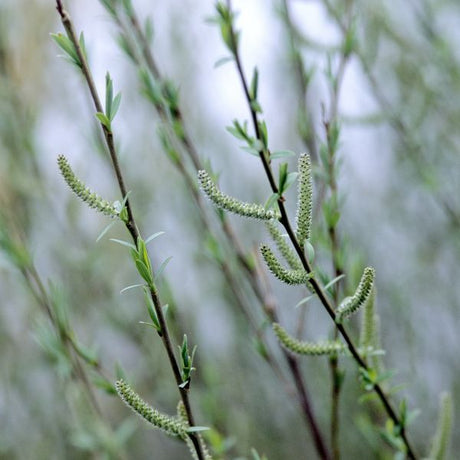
[54,2,204,458]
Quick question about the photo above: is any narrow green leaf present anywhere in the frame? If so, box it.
[283,172,299,192]
[155,256,173,281]
[78,32,87,63]
[214,56,234,68]
[105,72,113,118]
[278,162,288,193]
[324,274,346,291]
[264,192,279,211]
[240,146,260,156]
[270,150,296,160]
[95,112,111,130]
[145,231,165,245]
[295,294,315,308]
[111,92,122,121]
[109,238,137,250]
[120,283,145,294]
[135,259,153,285]
[96,220,116,242]
[249,67,259,100]
[187,426,210,433]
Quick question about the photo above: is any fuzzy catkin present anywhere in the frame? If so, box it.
[115,380,187,439]
[57,155,118,217]
[295,153,313,246]
[198,170,280,220]
[260,245,310,285]
[266,221,303,270]
[273,323,346,356]
[336,267,375,323]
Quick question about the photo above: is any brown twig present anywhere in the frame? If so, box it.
[54,2,204,458]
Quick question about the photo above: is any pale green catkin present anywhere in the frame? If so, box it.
[57,155,118,217]
[266,221,303,270]
[336,267,375,323]
[198,170,280,220]
[260,245,310,285]
[295,153,313,247]
[273,323,346,356]
[115,380,187,439]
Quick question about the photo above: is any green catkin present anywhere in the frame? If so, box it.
[176,401,213,460]
[115,380,188,439]
[57,155,118,217]
[198,170,280,220]
[260,245,310,285]
[336,267,375,323]
[295,153,313,247]
[273,323,346,356]
[429,392,453,460]
[266,221,303,270]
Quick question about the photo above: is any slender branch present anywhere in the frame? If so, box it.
[225,1,417,458]
[54,3,204,458]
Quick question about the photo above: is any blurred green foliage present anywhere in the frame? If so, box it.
[1,0,459,458]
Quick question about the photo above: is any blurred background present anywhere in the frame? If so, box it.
[1,0,459,458]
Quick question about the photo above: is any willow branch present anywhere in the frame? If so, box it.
[226,1,417,457]
[55,2,204,458]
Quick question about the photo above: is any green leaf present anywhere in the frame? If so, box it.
[304,240,315,262]
[154,256,173,281]
[96,220,117,242]
[324,274,346,291]
[187,426,210,433]
[111,92,122,121]
[92,376,117,395]
[240,146,260,156]
[51,33,80,66]
[283,172,299,192]
[145,231,165,245]
[250,99,263,113]
[109,238,137,250]
[278,162,288,193]
[143,287,161,331]
[95,112,111,130]
[105,72,113,119]
[265,192,279,211]
[78,32,87,63]
[295,294,315,308]
[249,67,259,101]
[214,56,234,68]
[270,150,296,160]
[135,259,153,285]
[120,283,145,294]
[258,120,268,148]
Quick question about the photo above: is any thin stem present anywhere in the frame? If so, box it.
[226,1,417,457]
[55,3,204,458]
